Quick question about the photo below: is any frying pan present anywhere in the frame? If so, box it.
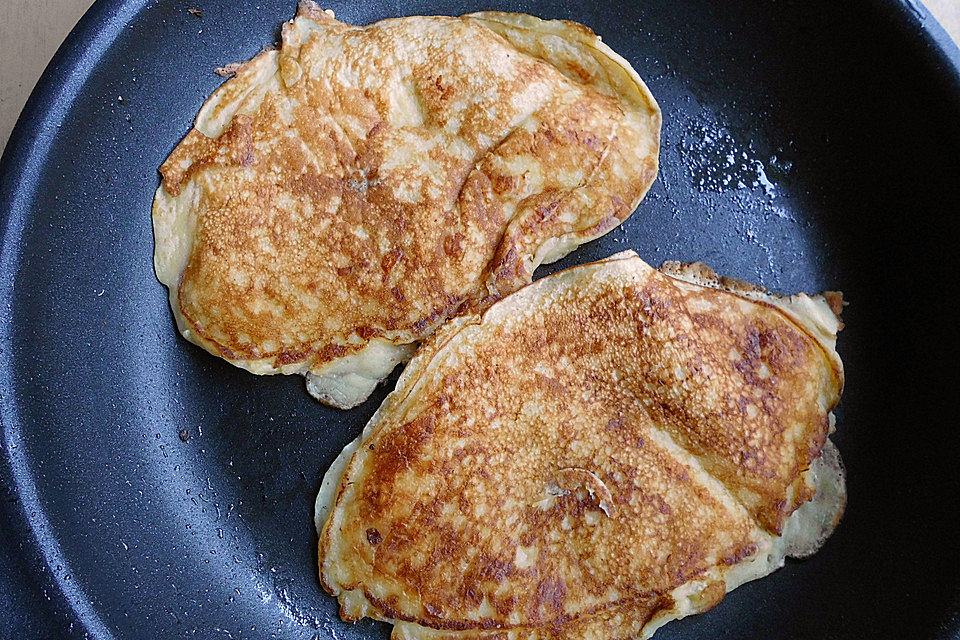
[2,0,959,638]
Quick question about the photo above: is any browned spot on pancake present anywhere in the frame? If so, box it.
[274,349,312,367]
[443,233,465,257]
[824,291,844,317]
[356,325,380,340]
[605,416,624,430]
[318,343,347,362]
[535,577,569,617]
[492,174,521,194]
[380,247,404,275]
[721,542,758,567]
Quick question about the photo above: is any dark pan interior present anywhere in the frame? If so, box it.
[2,0,959,638]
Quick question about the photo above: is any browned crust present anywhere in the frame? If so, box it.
[318,252,844,636]
[153,4,661,390]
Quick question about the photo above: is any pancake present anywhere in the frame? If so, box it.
[316,250,845,639]
[152,3,661,408]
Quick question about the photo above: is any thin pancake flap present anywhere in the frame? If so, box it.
[151,2,661,408]
[317,250,844,639]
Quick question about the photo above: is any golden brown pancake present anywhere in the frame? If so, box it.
[316,250,845,639]
[152,3,661,407]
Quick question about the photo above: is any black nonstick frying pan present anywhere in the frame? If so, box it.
[2,0,959,638]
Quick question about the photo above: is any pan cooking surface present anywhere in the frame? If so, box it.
[2,1,959,638]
